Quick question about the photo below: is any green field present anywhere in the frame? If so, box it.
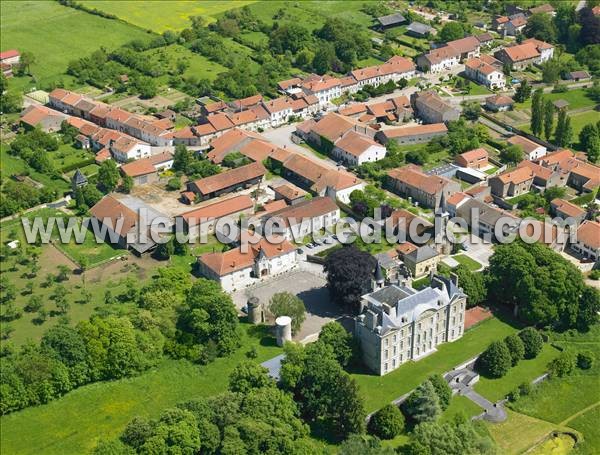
[514,88,597,111]
[80,0,257,31]
[452,254,483,271]
[486,409,558,455]
[571,406,600,455]
[440,395,483,422]
[1,145,71,195]
[142,44,229,82]
[518,110,599,149]
[0,325,282,455]
[353,316,517,412]
[0,1,153,86]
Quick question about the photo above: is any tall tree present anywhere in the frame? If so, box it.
[325,246,377,314]
[268,292,306,335]
[524,13,557,42]
[530,89,544,137]
[543,99,555,142]
[555,109,573,147]
[97,160,120,192]
[476,340,512,378]
[402,380,441,423]
[514,80,532,103]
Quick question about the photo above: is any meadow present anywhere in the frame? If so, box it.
[80,0,257,31]
[0,1,152,86]
[0,325,282,455]
[142,44,228,82]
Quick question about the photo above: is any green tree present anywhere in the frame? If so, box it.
[543,99,555,142]
[428,374,452,411]
[177,279,241,359]
[439,22,466,42]
[548,352,576,378]
[519,327,544,359]
[555,108,573,147]
[524,13,557,42]
[514,80,532,103]
[476,340,512,378]
[172,144,192,173]
[317,321,356,367]
[97,160,120,192]
[166,177,181,191]
[453,265,486,308]
[579,123,599,152]
[499,144,523,165]
[530,89,544,137]
[154,238,174,260]
[367,404,405,440]
[339,434,396,455]
[577,350,594,369]
[402,380,441,424]
[504,334,525,366]
[228,361,274,394]
[120,175,133,194]
[268,292,306,335]
[541,60,561,83]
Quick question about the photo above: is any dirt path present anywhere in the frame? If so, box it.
[559,400,600,426]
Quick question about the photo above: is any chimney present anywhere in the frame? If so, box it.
[450,272,459,287]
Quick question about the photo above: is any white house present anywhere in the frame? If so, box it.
[260,196,340,241]
[464,56,506,89]
[572,221,600,261]
[197,237,298,292]
[301,77,342,106]
[332,130,387,166]
[262,97,293,127]
[109,136,152,162]
[507,135,547,161]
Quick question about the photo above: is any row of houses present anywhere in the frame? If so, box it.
[489,149,600,200]
[48,89,173,147]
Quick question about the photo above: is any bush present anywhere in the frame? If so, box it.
[166,177,181,191]
[519,327,543,359]
[577,350,594,370]
[476,340,512,378]
[504,334,525,366]
[589,270,600,280]
[548,352,576,378]
[518,382,532,396]
[507,388,520,402]
[367,404,405,440]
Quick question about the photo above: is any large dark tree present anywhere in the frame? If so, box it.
[402,380,441,424]
[325,246,377,313]
[367,404,405,440]
[476,340,512,378]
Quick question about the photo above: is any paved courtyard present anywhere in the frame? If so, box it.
[232,269,346,342]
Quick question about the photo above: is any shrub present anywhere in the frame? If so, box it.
[166,177,181,191]
[548,352,576,378]
[476,340,512,378]
[507,388,520,402]
[504,334,525,366]
[577,350,594,370]
[518,382,532,396]
[519,327,543,359]
[589,270,600,280]
[367,404,405,440]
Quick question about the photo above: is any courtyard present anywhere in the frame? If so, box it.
[232,269,346,343]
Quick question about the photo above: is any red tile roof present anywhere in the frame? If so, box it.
[120,152,173,177]
[191,161,266,195]
[181,194,254,227]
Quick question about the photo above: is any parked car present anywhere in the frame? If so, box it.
[297,248,304,254]
[306,243,314,248]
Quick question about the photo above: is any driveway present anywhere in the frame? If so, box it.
[261,124,339,166]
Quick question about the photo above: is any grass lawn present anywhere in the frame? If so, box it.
[53,223,124,268]
[452,254,483,271]
[0,324,282,455]
[80,0,257,30]
[514,88,596,111]
[142,44,227,82]
[352,316,518,412]
[468,84,493,96]
[50,144,95,173]
[299,142,329,160]
[486,409,558,455]
[0,1,152,86]
[484,166,498,175]
[440,395,483,422]
[1,145,71,195]
[571,406,600,455]
[474,343,560,402]
[518,110,598,149]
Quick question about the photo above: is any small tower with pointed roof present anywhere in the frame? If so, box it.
[372,261,385,290]
[71,169,88,192]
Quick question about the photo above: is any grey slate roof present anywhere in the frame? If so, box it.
[406,245,439,263]
[368,285,413,307]
[407,21,435,35]
[377,13,407,26]
[71,169,87,185]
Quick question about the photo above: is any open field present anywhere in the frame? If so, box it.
[486,409,559,455]
[514,88,597,111]
[0,325,282,455]
[353,316,518,412]
[571,406,600,454]
[80,0,257,31]
[518,110,599,150]
[440,394,483,422]
[142,44,229,82]
[0,1,152,86]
